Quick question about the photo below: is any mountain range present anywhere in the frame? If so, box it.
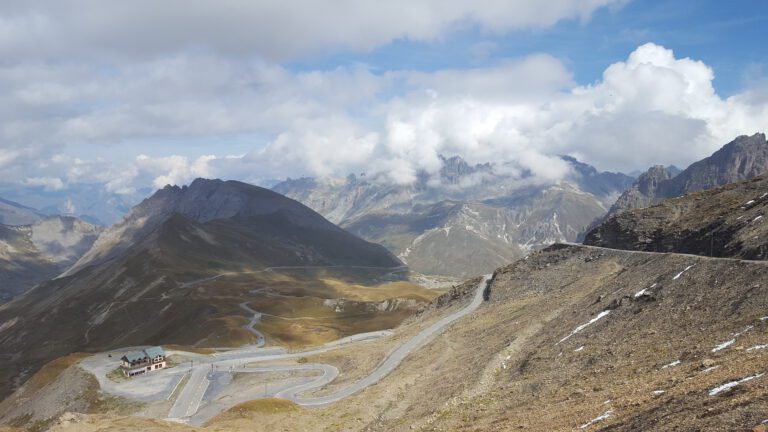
[1,133,768,430]
[0,183,151,226]
[3,172,768,431]
[274,155,634,278]
[0,198,44,226]
[0,179,425,400]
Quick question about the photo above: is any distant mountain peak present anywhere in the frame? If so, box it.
[436,154,491,185]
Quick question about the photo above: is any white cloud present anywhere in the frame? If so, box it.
[23,176,64,191]
[1,42,767,198]
[135,154,218,189]
[233,43,768,181]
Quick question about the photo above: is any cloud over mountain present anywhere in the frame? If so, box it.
[0,1,766,197]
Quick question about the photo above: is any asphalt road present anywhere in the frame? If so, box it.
[167,368,209,419]
[158,246,768,423]
[280,274,491,405]
[165,329,395,422]
[238,302,265,347]
[135,269,490,422]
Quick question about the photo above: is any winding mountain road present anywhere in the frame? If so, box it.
[238,302,265,347]
[164,274,491,422]
[283,273,490,405]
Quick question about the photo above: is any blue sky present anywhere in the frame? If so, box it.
[0,0,767,211]
[289,0,768,96]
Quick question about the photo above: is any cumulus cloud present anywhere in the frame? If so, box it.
[235,43,768,181]
[0,0,628,194]
[1,40,768,197]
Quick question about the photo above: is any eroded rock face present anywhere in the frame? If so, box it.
[29,216,102,267]
[585,174,768,259]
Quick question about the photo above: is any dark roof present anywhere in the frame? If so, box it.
[144,346,165,358]
[121,351,147,363]
[121,346,165,363]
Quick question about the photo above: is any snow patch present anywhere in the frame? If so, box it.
[579,410,613,429]
[672,265,694,280]
[633,282,657,298]
[652,390,665,395]
[754,215,763,223]
[712,339,735,353]
[746,200,756,206]
[574,346,585,352]
[709,373,764,396]
[702,365,720,373]
[747,344,768,352]
[662,360,681,369]
[556,310,611,345]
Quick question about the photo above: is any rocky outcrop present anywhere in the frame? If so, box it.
[585,174,768,259]
[609,165,678,214]
[664,133,768,196]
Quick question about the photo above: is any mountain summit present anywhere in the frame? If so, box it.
[67,178,399,276]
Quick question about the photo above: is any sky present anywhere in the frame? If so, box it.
[1,0,768,200]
